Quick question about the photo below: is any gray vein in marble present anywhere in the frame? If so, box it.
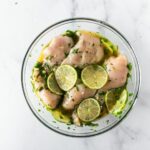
[120,125,138,140]
[112,128,124,150]
[102,0,109,22]
[70,0,78,17]
[82,138,97,150]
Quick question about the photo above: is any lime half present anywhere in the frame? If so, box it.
[77,98,101,122]
[105,89,128,116]
[55,65,77,91]
[81,65,108,89]
[47,73,63,95]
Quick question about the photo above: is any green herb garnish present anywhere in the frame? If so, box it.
[64,52,68,57]
[63,30,78,43]
[84,122,99,127]
[129,93,133,97]
[72,48,79,54]
[34,62,42,68]
[127,63,132,71]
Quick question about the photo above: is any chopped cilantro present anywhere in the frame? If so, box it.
[72,48,79,54]
[46,55,53,61]
[64,52,68,57]
[52,121,56,123]
[34,62,42,68]
[63,30,78,43]
[129,93,133,97]
[127,72,131,78]
[127,63,132,71]
[106,120,109,124]
[84,122,99,127]
[128,101,132,106]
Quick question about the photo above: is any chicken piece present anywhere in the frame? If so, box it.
[101,54,128,91]
[62,84,96,110]
[32,68,61,109]
[32,68,45,90]
[72,111,81,126]
[62,31,104,68]
[39,89,61,109]
[43,35,74,66]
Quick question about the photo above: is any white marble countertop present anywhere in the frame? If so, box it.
[0,0,150,149]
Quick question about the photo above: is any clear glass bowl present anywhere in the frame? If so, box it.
[21,18,140,137]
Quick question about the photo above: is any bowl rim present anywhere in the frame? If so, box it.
[21,17,140,137]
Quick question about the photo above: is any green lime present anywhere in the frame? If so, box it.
[105,89,128,116]
[101,37,118,56]
[81,65,108,89]
[47,73,63,95]
[51,107,72,124]
[55,65,77,91]
[77,98,101,122]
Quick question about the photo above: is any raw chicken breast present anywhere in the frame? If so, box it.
[32,68,45,90]
[72,111,81,126]
[62,31,104,68]
[62,84,96,110]
[101,54,128,91]
[43,35,73,66]
[32,68,61,109]
[39,89,61,109]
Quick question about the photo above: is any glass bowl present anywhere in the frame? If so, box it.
[21,18,140,137]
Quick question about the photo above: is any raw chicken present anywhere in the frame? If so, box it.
[32,68,45,90]
[32,68,61,109]
[62,31,104,68]
[39,89,61,109]
[62,84,96,110]
[101,54,128,91]
[43,35,74,66]
[72,111,81,126]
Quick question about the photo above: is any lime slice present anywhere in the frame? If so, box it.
[47,73,63,95]
[51,107,72,124]
[77,98,101,122]
[81,65,108,89]
[55,65,77,91]
[105,89,128,116]
[101,37,118,56]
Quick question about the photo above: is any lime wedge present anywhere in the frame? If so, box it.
[55,65,77,91]
[105,89,128,116]
[81,65,108,89]
[77,98,101,122]
[47,73,63,95]
[51,107,72,124]
[101,37,118,56]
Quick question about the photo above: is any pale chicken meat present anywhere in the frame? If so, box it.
[38,89,61,109]
[62,31,104,68]
[43,35,73,66]
[72,110,81,126]
[101,54,128,91]
[62,84,96,110]
[32,68,45,90]
[32,68,61,109]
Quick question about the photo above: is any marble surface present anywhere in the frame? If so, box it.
[0,0,150,149]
